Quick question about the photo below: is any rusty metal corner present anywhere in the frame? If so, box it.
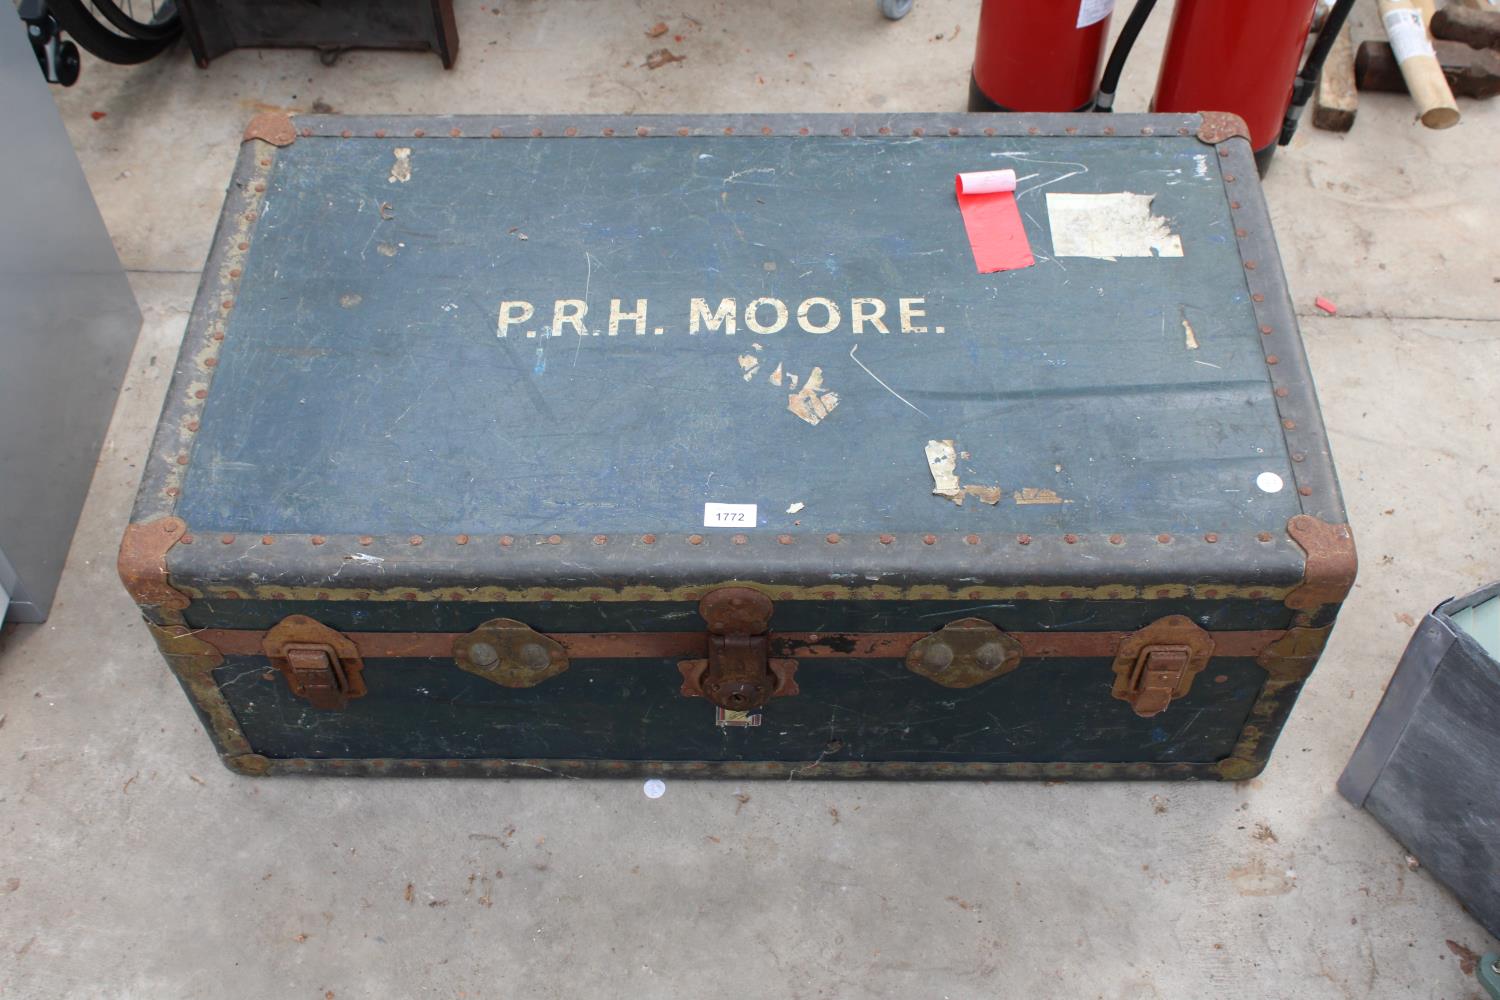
[1196,111,1251,145]
[243,112,297,147]
[1283,515,1357,612]
[119,517,191,612]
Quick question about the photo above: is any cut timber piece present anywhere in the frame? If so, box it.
[1376,0,1462,127]
[1314,19,1359,131]
[1355,40,1500,99]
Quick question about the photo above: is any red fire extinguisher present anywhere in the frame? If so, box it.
[969,0,1357,174]
[968,0,1116,112]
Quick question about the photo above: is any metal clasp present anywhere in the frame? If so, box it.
[905,617,1022,688]
[1111,616,1215,718]
[678,588,798,711]
[264,615,367,710]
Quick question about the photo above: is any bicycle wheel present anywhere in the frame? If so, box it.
[47,0,180,64]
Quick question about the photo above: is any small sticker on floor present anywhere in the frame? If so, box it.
[643,779,666,799]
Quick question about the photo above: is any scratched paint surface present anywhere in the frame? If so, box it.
[178,135,1298,536]
[216,655,1263,762]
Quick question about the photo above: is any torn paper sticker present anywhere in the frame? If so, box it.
[388,147,412,184]
[1046,192,1184,259]
[925,440,962,504]
[1014,487,1071,506]
[738,354,761,381]
[786,502,805,514]
[788,367,839,426]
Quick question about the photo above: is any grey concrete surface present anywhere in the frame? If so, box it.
[2,1,1498,997]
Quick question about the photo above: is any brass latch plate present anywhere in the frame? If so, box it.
[264,615,366,710]
[453,618,569,688]
[905,617,1023,688]
[1111,615,1215,718]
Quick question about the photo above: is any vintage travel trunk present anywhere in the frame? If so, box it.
[120,112,1356,780]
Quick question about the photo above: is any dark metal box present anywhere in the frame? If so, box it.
[120,112,1355,780]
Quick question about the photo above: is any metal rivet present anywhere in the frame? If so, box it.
[1266,354,1279,364]
[965,534,979,545]
[220,534,234,544]
[373,130,386,138]
[1257,531,1273,543]
[825,533,842,544]
[1026,127,1039,135]
[1109,534,1123,545]
[1231,201,1242,210]
[222,299,234,310]
[1292,452,1306,463]
[762,126,773,135]
[340,130,352,139]
[911,127,924,137]
[635,127,649,137]
[261,535,274,545]
[984,127,996,136]
[601,128,614,136]
[878,534,894,545]
[213,332,224,342]
[564,127,578,137]
[948,127,960,136]
[1235,229,1247,238]
[592,534,607,545]
[413,129,426,137]
[491,128,503,138]
[203,357,217,368]
[547,534,562,545]
[359,535,373,546]
[179,534,194,545]
[1017,534,1031,545]
[300,128,312,137]
[778,534,793,545]
[454,534,469,545]
[1140,126,1153,135]
[176,453,189,465]
[798,127,810,136]
[1103,126,1115,135]
[723,126,735,135]
[688,535,703,545]
[469,642,499,668]
[311,535,325,546]
[1157,534,1172,544]
[1244,260,1257,270]
[1220,148,1230,157]
[922,534,936,545]
[1298,486,1312,496]
[499,535,513,546]
[1064,534,1078,544]
[1224,173,1236,182]
[164,486,179,497]
[641,534,656,544]
[923,643,954,671]
[1204,533,1218,543]
[1275,387,1289,397]
[1260,325,1272,335]
[841,127,853,136]
[194,389,207,399]
[186,420,199,431]
[533,128,544,137]
[410,535,423,546]
[237,242,249,251]
[878,126,890,135]
[733,534,748,545]
[1065,127,1078,135]
[1177,127,1189,135]
[1252,293,1264,303]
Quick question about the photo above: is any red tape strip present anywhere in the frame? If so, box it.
[955,177,1034,274]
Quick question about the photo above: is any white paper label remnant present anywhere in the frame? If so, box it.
[1046,192,1185,260]
[703,502,757,528]
[1383,9,1435,64]
[1077,0,1114,28]
[1256,472,1285,494]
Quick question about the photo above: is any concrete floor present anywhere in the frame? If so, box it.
[3,0,1498,996]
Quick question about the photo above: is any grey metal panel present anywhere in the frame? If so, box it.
[0,18,140,622]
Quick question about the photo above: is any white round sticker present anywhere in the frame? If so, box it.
[643,779,666,799]
[1256,472,1284,494]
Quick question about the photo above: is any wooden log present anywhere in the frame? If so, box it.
[1313,19,1359,131]
[1375,0,1462,127]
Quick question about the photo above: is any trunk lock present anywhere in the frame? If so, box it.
[679,588,799,711]
[1111,615,1216,717]
[264,615,367,710]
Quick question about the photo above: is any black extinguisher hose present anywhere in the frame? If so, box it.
[1094,0,1158,113]
[1279,0,1359,144]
